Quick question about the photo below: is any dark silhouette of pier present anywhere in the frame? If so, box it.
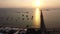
[26,10,47,34]
[40,10,46,34]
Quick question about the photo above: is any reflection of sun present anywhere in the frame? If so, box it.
[33,8,40,28]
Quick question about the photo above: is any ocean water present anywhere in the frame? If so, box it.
[43,9,60,29]
[0,8,60,29]
[0,8,36,28]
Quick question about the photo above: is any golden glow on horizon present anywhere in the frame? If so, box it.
[33,8,40,28]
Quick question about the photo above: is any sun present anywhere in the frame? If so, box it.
[35,1,40,7]
[32,0,40,8]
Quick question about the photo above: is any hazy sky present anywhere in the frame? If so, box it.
[0,0,60,8]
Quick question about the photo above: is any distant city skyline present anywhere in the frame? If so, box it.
[0,0,60,8]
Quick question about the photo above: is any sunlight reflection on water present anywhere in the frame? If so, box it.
[33,8,41,28]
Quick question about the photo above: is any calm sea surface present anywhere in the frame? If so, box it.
[0,8,60,28]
